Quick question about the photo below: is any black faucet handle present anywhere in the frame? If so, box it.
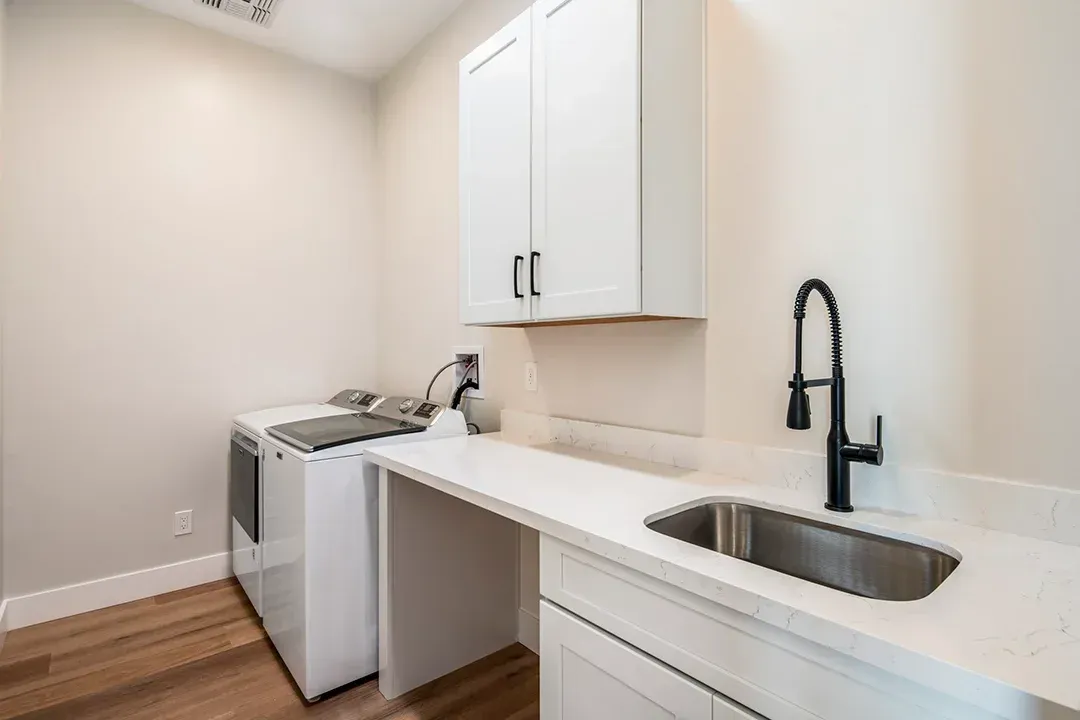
[841,416,884,467]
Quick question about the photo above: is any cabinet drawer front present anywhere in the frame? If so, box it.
[541,600,714,720]
[540,537,973,720]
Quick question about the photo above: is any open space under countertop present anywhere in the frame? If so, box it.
[366,435,1080,719]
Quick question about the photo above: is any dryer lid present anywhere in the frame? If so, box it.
[267,413,425,453]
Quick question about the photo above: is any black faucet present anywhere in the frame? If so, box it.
[786,279,884,512]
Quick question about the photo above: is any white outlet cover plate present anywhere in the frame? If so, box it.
[452,346,485,401]
[174,510,193,537]
[525,362,538,392]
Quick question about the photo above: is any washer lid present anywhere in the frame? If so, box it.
[234,403,353,437]
[266,413,425,453]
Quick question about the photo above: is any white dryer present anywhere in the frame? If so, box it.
[261,396,467,701]
[230,390,386,617]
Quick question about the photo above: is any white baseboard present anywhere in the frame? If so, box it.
[4,552,232,631]
[518,608,539,655]
[0,599,9,655]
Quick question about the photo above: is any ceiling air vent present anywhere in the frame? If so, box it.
[195,0,283,28]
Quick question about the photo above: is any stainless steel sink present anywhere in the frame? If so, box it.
[646,502,959,601]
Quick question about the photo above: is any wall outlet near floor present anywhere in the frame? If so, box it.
[174,510,193,537]
[525,362,538,392]
[452,346,485,401]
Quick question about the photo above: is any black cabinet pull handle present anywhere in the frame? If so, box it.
[513,255,524,299]
[530,251,541,297]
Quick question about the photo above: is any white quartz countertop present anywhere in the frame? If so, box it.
[366,435,1080,719]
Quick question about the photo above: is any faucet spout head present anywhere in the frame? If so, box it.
[786,387,812,430]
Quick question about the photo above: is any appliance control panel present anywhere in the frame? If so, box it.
[370,396,448,427]
[328,389,386,412]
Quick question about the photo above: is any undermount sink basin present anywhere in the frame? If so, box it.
[646,502,960,601]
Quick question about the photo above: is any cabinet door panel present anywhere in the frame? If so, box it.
[541,601,713,720]
[459,9,533,325]
[532,0,641,320]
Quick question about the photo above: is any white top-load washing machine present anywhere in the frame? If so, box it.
[261,396,467,701]
[230,390,386,617]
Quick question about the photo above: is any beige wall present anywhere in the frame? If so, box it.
[0,0,7,606]
[703,0,1080,491]
[378,0,1080,491]
[0,0,1076,606]
[378,0,1080,621]
[0,0,380,597]
[376,0,529,426]
[376,0,712,435]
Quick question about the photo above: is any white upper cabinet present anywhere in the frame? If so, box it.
[460,0,705,327]
[459,8,534,326]
[531,0,642,320]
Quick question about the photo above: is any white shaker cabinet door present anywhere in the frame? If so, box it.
[531,0,642,321]
[459,8,533,326]
[541,601,714,720]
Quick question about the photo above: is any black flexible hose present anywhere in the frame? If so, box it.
[793,278,843,368]
[451,380,479,410]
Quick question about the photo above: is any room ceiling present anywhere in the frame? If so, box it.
[128,0,466,79]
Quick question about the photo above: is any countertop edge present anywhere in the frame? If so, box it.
[366,447,1079,719]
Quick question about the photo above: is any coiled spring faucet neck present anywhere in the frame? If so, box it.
[793,278,843,371]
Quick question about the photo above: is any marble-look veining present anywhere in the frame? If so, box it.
[367,433,1080,720]
[501,410,1080,548]
[502,410,701,470]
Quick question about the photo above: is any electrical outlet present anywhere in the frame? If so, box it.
[525,362,538,392]
[452,346,485,401]
[174,510,193,537]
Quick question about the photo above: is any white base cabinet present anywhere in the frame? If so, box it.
[541,601,762,720]
[539,535,1003,720]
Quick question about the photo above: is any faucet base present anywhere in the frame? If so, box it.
[825,502,854,514]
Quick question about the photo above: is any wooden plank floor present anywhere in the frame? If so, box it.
[0,579,539,719]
